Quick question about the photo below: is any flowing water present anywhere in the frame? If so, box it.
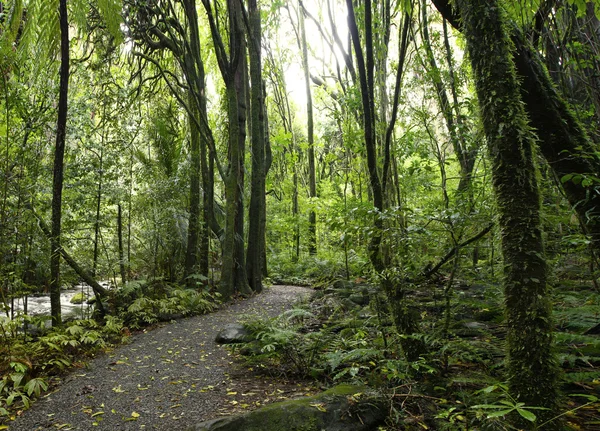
[6,283,109,320]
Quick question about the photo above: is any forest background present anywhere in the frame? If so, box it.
[2,0,600,429]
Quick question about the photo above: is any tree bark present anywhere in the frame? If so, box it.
[511,31,600,258]
[298,1,317,255]
[92,148,103,277]
[346,0,384,271]
[50,0,70,327]
[203,0,251,298]
[457,0,559,424]
[246,0,266,293]
[184,89,202,284]
[118,204,126,286]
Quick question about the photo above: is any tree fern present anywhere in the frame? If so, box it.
[97,0,123,43]
[18,0,123,71]
[0,0,24,63]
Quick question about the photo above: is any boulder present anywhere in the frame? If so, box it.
[348,293,369,306]
[215,323,250,344]
[188,385,386,431]
[70,292,87,304]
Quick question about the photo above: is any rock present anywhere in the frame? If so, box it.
[158,313,185,322]
[462,321,489,330]
[457,321,490,336]
[70,292,87,304]
[348,293,369,306]
[188,385,386,431]
[215,323,250,344]
[332,280,355,290]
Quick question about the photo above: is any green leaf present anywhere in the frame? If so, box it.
[516,408,537,422]
[486,408,514,418]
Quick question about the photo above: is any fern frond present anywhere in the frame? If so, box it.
[96,0,123,43]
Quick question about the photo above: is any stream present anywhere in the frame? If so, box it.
[6,283,109,320]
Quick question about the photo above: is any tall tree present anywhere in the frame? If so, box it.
[433,0,600,267]
[246,0,269,292]
[125,0,218,284]
[298,1,317,255]
[346,0,383,271]
[49,0,70,326]
[202,0,252,298]
[456,0,559,425]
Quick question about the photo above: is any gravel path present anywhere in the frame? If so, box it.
[7,285,312,431]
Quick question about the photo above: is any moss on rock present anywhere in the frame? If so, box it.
[70,292,86,304]
[189,385,386,431]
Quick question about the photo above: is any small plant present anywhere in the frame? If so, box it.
[471,384,548,428]
[114,281,220,328]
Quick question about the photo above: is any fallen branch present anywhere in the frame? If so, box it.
[423,223,494,277]
[27,204,109,299]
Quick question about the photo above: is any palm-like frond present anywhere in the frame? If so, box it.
[18,0,123,72]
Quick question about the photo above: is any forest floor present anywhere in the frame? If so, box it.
[6,285,315,431]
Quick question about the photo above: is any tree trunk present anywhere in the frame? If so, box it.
[50,0,70,327]
[184,90,202,284]
[298,1,317,255]
[117,203,126,285]
[246,0,266,293]
[457,0,559,425]
[211,0,251,298]
[233,30,250,294]
[182,0,212,284]
[93,148,103,277]
[511,31,600,258]
[421,1,473,193]
[30,204,108,299]
[346,0,384,272]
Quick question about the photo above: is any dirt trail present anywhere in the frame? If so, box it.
[7,285,312,431]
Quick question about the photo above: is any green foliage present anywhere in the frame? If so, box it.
[471,384,548,425]
[114,279,220,329]
[0,314,127,416]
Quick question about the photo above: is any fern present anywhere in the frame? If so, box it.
[564,370,600,384]
[280,307,316,322]
[555,332,600,349]
[96,0,124,42]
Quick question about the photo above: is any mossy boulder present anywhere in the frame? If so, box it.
[189,385,386,431]
[70,292,87,304]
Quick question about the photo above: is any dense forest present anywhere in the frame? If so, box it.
[2,0,600,429]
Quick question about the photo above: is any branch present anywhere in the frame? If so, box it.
[422,223,494,277]
[133,51,227,182]
[430,0,461,31]
[328,0,356,84]
[201,0,231,82]
[27,204,109,299]
[383,11,412,192]
[310,74,340,101]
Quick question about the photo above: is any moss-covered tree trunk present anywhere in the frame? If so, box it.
[511,31,600,258]
[457,0,559,426]
[206,0,251,298]
[185,90,202,284]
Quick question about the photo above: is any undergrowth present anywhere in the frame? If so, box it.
[232,277,600,430]
[0,279,220,422]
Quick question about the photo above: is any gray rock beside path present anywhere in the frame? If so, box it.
[215,323,250,344]
[189,385,386,431]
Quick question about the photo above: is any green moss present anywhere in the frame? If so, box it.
[192,385,385,431]
[70,292,86,304]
